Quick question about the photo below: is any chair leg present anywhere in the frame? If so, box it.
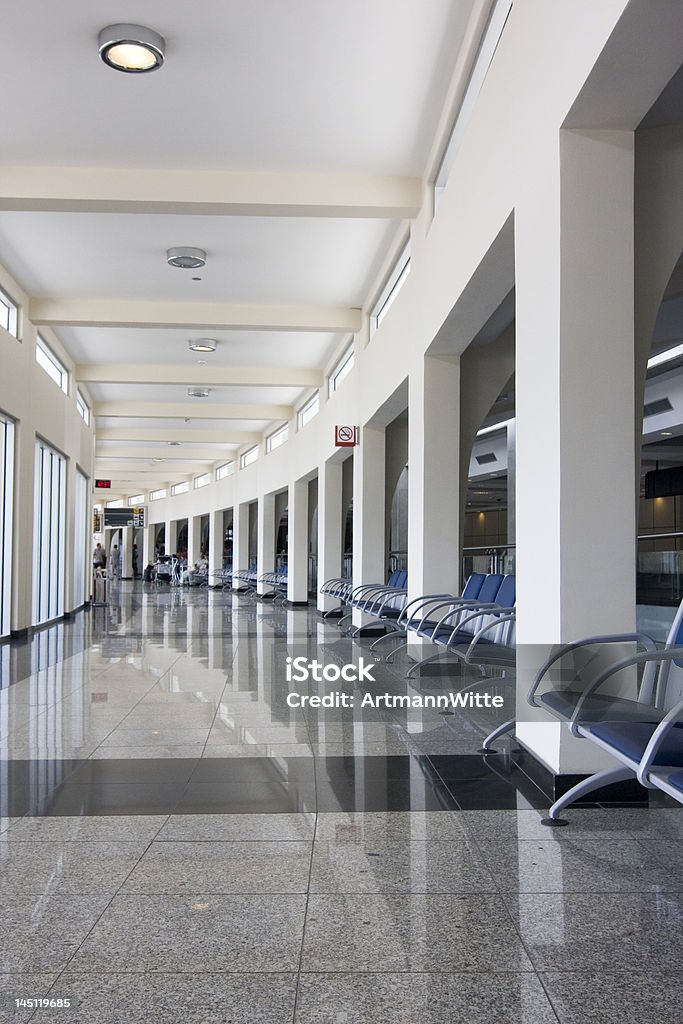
[406,650,447,679]
[385,641,410,664]
[478,717,516,753]
[370,629,405,655]
[541,765,635,826]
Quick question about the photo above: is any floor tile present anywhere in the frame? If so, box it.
[0,894,112,972]
[2,815,166,843]
[540,971,683,1024]
[69,894,307,973]
[314,811,469,843]
[55,973,298,1024]
[295,972,557,1024]
[0,974,58,1024]
[507,892,683,970]
[121,840,312,894]
[476,837,683,892]
[310,839,496,893]
[302,893,534,972]
[0,840,147,895]
[176,781,312,814]
[71,758,201,785]
[157,812,315,842]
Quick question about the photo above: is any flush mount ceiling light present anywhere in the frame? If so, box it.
[188,388,210,398]
[167,247,206,269]
[99,24,165,73]
[188,339,217,353]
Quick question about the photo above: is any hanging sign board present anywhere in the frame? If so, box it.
[335,425,359,447]
[95,479,111,489]
[133,507,145,527]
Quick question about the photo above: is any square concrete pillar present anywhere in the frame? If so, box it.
[407,354,461,598]
[188,515,202,567]
[352,426,385,625]
[208,509,224,581]
[317,458,343,612]
[515,129,636,774]
[142,524,155,569]
[164,519,177,558]
[232,503,249,590]
[257,493,276,595]
[287,479,309,605]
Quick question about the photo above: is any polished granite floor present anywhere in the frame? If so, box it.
[0,583,681,1023]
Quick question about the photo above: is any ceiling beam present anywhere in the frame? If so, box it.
[30,299,361,334]
[0,166,421,219]
[77,364,323,388]
[96,428,259,445]
[95,461,212,474]
[96,446,237,461]
[93,401,290,420]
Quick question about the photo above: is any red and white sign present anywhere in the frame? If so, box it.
[335,425,358,447]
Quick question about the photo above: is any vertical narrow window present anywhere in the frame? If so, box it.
[76,390,90,425]
[370,241,411,335]
[0,415,15,637]
[328,345,355,396]
[36,335,68,393]
[32,440,66,625]
[0,287,18,338]
[73,469,88,608]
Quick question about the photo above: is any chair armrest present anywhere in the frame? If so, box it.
[568,645,683,736]
[461,614,517,662]
[527,633,657,708]
[397,595,454,627]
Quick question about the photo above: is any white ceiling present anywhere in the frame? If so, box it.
[2,1,473,174]
[0,212,396,305]
[1,0,480,493]
[55,328,337,367]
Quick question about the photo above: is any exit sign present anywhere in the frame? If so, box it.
[95,479,111,489]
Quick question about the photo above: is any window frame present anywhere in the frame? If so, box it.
[297,392,320,429]
[194,472,210,489]
[127,493,145,506]
[76,390,90,425]
[240,445,259,469]
[149,488,167,501]
[266,423,289,453]
[216,461,235,481]
[328,345,355,397]
[0,286,18,339]
[171,481,189,496]
[370,241,411,335]
[36,335,69,394]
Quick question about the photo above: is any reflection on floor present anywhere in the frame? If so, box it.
[0,583,681,1023]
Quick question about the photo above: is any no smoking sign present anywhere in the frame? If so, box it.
[335,425,359,447]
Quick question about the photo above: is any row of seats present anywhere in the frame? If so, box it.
[320,570,516,676]
[527,600,683,824]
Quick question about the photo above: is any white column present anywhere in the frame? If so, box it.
[188,515,202,567]
[352,426,385,625]
[287,479,308,604]
[515,129,636,774]
[164,519,177,558]
[407,355,460,598]
[257,493,276,595]
[232,503,249,589]
[120,525,133,579]
[208,509,223,580]
[317,458,343,612]
[142,524,155,569]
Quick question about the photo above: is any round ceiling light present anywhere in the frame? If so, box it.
[99,24,165,73]
[188,339,217,353]
[167,247,206,269]
[188,388,210,398]
[167,441,182,447]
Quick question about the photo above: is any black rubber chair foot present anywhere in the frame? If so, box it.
[541,817,570,827]
[478,747,496,754]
